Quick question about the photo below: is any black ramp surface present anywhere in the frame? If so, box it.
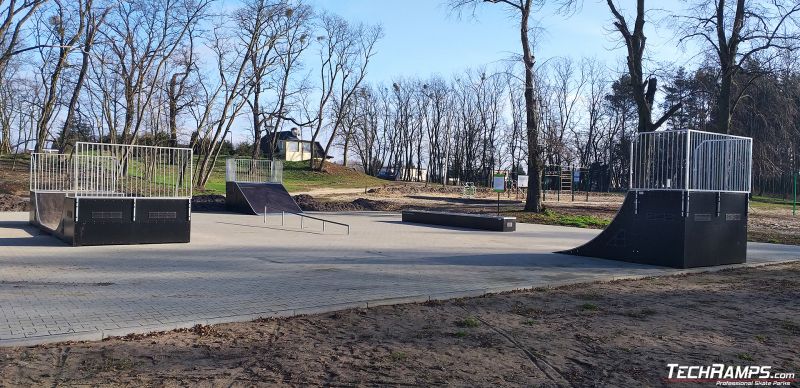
[559,191,684,267]
[227,182,302,214]
[560,190,747,268]
[33,192,66,232]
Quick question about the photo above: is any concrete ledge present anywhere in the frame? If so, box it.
[402,210,516,232]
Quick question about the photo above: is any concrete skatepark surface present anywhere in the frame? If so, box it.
[0,211,798,346]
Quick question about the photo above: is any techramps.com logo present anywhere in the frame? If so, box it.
[665,364,798,386]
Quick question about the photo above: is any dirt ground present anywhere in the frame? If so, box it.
[0,156,29,197]
[0,263,797,387]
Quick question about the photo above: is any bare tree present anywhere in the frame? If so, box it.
[58,0,110,150]
[307,12,381,171]
[194,16,258,188]
[239,1,312,159]
[102,0,211,145]
[574,58,607,166]
[33,0,87,151]
[236,0,302,159]
[450,0,576,212]
[607,0,681,133]
[0,0,46,80]
[550,57,586,164]
[680,0,800,134]
[166,35,196,149]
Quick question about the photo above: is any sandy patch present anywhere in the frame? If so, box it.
[0,263,797,386]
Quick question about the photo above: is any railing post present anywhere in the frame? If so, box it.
[629,139,634,190]
[74,147,79,195]
[685,131,691,191]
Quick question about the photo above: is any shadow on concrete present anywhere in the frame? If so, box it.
[0,221,65,247]
[213,221,347,236]
[378,220,487,232]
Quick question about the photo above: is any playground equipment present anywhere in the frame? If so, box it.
[462,182,476,198]
[543,165,575,201]
[29,142,193,246]
[543,165,607,201]
[561,130,752,268]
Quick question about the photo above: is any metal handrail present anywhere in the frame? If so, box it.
[266,210,350,235]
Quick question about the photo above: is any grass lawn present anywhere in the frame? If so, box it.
[2,154,386,196]
[750,195,797,210]
[512,209,611,229]
[197,159,387,195]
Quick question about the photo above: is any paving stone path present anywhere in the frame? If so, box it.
[1,211,797,346]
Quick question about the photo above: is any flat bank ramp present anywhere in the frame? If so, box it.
[226,182,302,215]
[33,192,66,232]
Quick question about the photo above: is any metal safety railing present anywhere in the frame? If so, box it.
[73,154,119,196]
[630,130,752,193]
[226,158,283,183]
[73,142,193,198]
[30,142,193,199]
[30,153,72,192]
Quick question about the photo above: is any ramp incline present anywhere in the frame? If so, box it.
[226,182,302,215]
[33,192,66,232]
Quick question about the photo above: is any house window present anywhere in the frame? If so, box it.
[285,141,300,152]
[302,142,311,152]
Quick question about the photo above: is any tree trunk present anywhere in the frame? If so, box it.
[250,74,262,159]
[717,71,733,134]
[59,4,103,151]
[168,73,180,148]
[342,134,349,166]
[520,0,542,212]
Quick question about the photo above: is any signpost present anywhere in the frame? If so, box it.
[517,175,528,200]
[493,173,505,215]
[517,175,528,188]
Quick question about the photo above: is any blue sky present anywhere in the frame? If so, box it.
[218,0,699,147]
[303,0,697,83]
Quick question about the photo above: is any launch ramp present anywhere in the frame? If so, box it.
[225,159,302,214]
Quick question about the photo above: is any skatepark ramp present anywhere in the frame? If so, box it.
[224,159,351,235]
[561,130,752,269]
[30,191,67,233]
[225,159,302,215]
[29,143,193,246]
[226,181,302,214]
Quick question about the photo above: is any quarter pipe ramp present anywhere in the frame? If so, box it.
[226,182,302,215]
[30,191,66,233]
[559,190,748,268]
